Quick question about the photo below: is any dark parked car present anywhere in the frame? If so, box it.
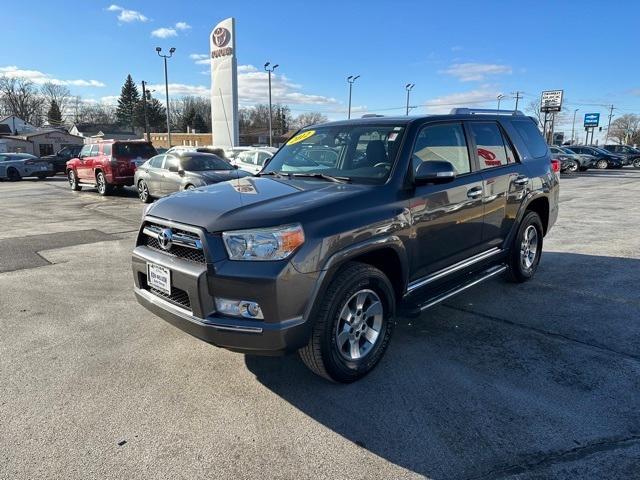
[549,145,593,172]
[41,145,83,174]
[602,144,640,167]
[134,152,252,203]
[132,109,559,382]
[563,145,624,169]
[0,153,54,180]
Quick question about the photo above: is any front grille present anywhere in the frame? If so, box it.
[144,236,207,263]
[141,222,206,263]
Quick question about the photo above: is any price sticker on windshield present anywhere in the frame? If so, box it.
[287,130,316,145]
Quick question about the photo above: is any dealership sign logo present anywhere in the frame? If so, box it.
[212,27,231,47]
[158,228,173,251]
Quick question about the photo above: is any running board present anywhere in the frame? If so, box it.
[78,182,97,188]
[402,265,507,316]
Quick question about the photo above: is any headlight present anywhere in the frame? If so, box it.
[222,224,304,261]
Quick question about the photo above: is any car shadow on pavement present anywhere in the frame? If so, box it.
[245,252,640,479]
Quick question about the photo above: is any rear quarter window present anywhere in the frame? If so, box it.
[512,120,548,158]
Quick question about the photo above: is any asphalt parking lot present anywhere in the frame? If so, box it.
[1,170,639,480]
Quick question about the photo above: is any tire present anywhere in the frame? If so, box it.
[137,179,152,203]
[633,159,640,169]
[185,184,196,190]
[566,160,579,173]
[7,167,21,182]
[298,261,396,383]
[68,170,81,191]
[506,211,544,283]
[96,171,112,196]
[596,159,608,169]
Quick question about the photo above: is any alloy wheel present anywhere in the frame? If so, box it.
[97,173,106,194]
[520,225,539,270]
[334,289,384,361]
[138,181,149,201]
[596,160,608,169]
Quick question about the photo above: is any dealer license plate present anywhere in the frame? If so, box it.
[147,263,171,294]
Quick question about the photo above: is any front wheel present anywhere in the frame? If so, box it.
[506,211,543,283]
[566,160,579,173]
[96,171,111,196]
[596,159,608,169]
[68,170,81,191]
[7,167,21,182]
[298,262,395,383]
[137,180,152,203]
[633,159,640,169]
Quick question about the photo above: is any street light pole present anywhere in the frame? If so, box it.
[497,94,505,110]
[405,83,415,116]
[571,108,579,144]
[141,81,150,142]
[264,62,279,147]
[156,46,175,148]
[347,75,359,119]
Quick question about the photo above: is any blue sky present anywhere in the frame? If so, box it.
[2,0,639,142]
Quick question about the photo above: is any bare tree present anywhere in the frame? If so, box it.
[0,76,45,125]
[40,82,71,120]
[607,114,640,145]
[293,112,328,129]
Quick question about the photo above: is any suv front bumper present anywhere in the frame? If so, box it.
[132,244,320,355]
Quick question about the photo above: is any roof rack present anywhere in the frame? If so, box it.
[449,108,525,116]
[361,114,384,118]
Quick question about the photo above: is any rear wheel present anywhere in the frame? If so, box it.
[298,262,395,383]
[596,159,608,169]
[566,160,579,173]
[96,171,111,196]
[137,179,152,203]
[507,211,543,283]
[185,184,196,190]
[68,170,81,191]
[7,167,20,181]
[578,166,588,172]
[633,158,640,169]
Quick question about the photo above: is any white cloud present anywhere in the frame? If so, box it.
[439,63,512,82]
[147,64,338,106]
[424,89,502,114]
[189,53,210,65]
[175,22,191,30]
[106,4,148,23]
[0,66,105,88]
[151,27,177,38]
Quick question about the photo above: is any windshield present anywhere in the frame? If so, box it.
[262,124,406,183]
[181,153,233,171]
[114,143,157,157]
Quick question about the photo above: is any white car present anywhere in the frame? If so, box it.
[231,148,277,174]
[0,153,53,181]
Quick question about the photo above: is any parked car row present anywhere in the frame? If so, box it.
[166,144,278,174]
[550,144,640,173]
[0,153,55,180]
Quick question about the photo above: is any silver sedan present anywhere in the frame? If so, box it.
[0,153,54,181]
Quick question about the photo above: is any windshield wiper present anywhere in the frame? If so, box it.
[256,171,285,178]
[289,173,351,184]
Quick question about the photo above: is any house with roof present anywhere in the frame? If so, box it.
[0,115,39,135]
[69,123,139,143]
[0,129,83,156]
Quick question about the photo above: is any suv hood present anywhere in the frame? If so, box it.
[146,176,369,232]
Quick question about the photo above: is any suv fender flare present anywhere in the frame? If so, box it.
[505,192,549,248]
[302,235,408,322]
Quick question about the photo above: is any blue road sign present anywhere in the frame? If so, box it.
[584,113,600,127]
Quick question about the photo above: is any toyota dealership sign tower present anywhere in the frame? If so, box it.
[210,17,239,147]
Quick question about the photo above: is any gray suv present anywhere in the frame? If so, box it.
[132,109,559,382]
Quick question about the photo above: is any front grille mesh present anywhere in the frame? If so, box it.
[142,274,192,311]
[144,236,206,263]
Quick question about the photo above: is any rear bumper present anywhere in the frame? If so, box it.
[109,174,134,186]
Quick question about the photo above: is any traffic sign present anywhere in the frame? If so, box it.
[540,90,563,112]
[584,113,600,128]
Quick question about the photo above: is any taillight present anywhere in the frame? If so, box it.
[551,159,561,173]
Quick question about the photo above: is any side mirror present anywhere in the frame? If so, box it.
[414,159,457,185]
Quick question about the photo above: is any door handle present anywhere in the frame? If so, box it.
[514,176,529,186]
[467,186,483,199]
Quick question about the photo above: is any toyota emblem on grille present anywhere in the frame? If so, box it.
[158,228,173,251]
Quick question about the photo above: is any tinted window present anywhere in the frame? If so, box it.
[512,120,548,158]
[79,145,91,157]
[89,145,100,156]
[103,144,112,156]
[412,123,471,175]
[181,154,233,171]
[256,151,271,165]
[114,142,157,157]
[149,155,164,168]
[469,122,514,169]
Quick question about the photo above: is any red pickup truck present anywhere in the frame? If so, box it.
[66,140,157,195]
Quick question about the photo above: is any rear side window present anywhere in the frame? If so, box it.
[512,120,548,158]
[103,144,112,156]
[412,123,471,175]
[469,122,515,169]
[114,143,157,157]
[238,151,256,164]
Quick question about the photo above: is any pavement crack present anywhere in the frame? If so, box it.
[442,304,640,363]
[465,433,640,480]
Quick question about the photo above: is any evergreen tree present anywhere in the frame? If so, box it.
[191,113,207,133]
[115,74,140,131]
[47,99,63,126]
[134,97,167,132]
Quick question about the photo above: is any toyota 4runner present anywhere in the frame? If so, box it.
[132,109,559,383]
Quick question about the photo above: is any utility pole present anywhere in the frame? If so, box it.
[405,83,415,116]
[347,75,359,119]
[156,46,175,148]
[264,62,279,147]
[497,94,505,110]
[141,81,150,142]
[571,108,579,144]
[605,104,614,144]
[512,91,523,111]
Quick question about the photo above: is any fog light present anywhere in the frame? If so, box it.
[215,298,264,319]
